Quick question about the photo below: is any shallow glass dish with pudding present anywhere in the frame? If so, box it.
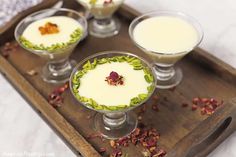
[70,51,156,139]
[76,0,124,38]
[129,11,203,89]
[15,8,87,83]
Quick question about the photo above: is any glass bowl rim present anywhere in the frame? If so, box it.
[76,0,125,7]
[69,50,157,113]
[129,10,204,56]
[14,7,88,55]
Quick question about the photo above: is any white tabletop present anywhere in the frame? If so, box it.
[1,0,236,156]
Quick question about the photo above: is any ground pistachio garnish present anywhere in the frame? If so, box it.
[72,56,155,111]
[89,0,97,5]
[19,27,83,52]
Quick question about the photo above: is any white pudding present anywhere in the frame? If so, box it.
[133,16,199,54]
[22,16,82,47]
[78,62,150,106]
[133,16,199,64]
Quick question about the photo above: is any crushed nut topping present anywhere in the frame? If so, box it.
[38,22,59,35]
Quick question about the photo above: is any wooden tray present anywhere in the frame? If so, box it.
[1,1,236,157]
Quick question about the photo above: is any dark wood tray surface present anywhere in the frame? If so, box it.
[1,1,236,157]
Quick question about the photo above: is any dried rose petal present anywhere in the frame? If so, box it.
[152,104,159,112]
[110,148,122,157]
[110,71,119,81]
[154,149,167,157]
[191,104,198,111]
[182,97,224,116]
[105,71,124,86]
[201,98,209,103]
[182,103,188,107]
[87,133,102,139]
[192,97,200,104]
[48,82,69,108]
[140,105,147,113]
[99,147,106,153]
[1,42,18,58]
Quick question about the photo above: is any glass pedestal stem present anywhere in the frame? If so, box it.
[153,64,175,81]
[103,112,126,129]
[152,63,183,89]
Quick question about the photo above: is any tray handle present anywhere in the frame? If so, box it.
[167,98,236,157]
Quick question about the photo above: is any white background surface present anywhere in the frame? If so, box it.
[1,0,236,157]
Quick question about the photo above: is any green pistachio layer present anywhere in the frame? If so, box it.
[72,55,155,111]
[19,27,83,52]
[89,0,97,5]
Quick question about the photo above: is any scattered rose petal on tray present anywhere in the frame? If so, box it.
[181,103,188,108]
[182,97,224,116]
[48,82,69,108]
[88,123,166,157]
[99,147,106,153]
[1,42,19,58]
[152,104,159,112]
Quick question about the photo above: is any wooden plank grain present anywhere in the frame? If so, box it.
[167,98,236,157]
[0,56,101,157]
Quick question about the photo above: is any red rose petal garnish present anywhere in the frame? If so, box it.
[110,71,119,81]
[105,71,124,86]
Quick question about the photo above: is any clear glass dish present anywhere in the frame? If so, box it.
[76,0,124,38]
[15,8,87,83]
[69,51,156,139]
[129,11,203,89]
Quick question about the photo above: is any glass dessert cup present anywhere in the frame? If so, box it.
[15,8,87,84]
[129,11,204,89]
[76,0,124,38]
[69,51,156,139]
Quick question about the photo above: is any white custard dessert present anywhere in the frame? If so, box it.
[133,16,199,64]
[71,56,155,110]
[22,16,83,47]
[77,0,123,18]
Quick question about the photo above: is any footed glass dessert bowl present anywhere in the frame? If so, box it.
[15,8,87,83]
[129,11,203,89]
[76,0,124,38]
[70,51,156,139]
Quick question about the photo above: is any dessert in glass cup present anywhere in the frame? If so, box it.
[76,0,124,38]
[15,8,87,83]
[70,51,156,139]
[129,11,203,89]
